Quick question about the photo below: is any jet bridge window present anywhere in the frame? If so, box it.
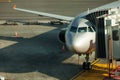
[70,26,77,32]
[78,27,87,32]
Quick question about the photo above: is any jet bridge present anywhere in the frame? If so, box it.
[86,10,108,58]
[86,8,120,59]
[104,8,120,60]
[93,8,120,59]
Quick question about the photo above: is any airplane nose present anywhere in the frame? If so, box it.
[66,33,91,54]
[72,37,88,53]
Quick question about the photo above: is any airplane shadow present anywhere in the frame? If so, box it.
[0,24,80,80]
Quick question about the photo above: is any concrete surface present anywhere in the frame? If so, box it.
[0,22,82,80]
[0,0,116,20]
[72,59,120,80]
[0,0,117,80]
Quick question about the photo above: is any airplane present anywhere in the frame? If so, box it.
[13,0,120,70]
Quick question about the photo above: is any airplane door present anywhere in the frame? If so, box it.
[112,26,120,59]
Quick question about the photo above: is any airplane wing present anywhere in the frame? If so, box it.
[13,0,120,21]
[13,4,74,21]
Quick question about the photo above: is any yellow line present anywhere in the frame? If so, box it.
[91,59,100,65]
[71,59,99,80]
[70,70,85,80]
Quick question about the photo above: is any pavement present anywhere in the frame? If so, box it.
[72,70,106,80]
[71,59,120,80]
[0,22,82,80]
[0,0,116,20]
[0,20,110,80]
[0,0,117,80]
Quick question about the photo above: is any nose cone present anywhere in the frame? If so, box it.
[72,36,89,53]
[66,32,91,54]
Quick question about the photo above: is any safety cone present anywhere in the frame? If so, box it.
[61,45,65,53]
[14,31,18,37]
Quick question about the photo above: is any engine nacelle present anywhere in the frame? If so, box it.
[58,30,66,44]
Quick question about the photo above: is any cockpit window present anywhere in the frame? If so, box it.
[70,26,77,32]
[78,27,87,32]
[88,27,94,32]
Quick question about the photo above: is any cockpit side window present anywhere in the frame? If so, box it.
[70,26,77,32]
[88,27,94,32]
[78,27,87,32]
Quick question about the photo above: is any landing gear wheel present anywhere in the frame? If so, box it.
[87,62,91,70]
[83,62,86,69]
[82,62,91,70]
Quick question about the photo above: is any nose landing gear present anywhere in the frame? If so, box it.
[82,54,91,70]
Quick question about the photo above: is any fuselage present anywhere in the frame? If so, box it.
[65,17,95,55]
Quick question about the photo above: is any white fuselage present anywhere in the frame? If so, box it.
[65,17,95,54]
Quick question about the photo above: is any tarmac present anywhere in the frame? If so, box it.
[71,59,113,80]
[0,21,81,80]
[0,0,116,20]
[0,0,117,80]
[0,22,105,80]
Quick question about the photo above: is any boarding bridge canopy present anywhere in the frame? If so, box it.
[94,8,120,59]
[85,8,120,59]
[86,10,108,58]
[104,8,120,60]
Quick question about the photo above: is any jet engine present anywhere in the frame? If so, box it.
[58,30,66,44]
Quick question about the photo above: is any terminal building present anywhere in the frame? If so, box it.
[96,7,120,62]
[86,7,120,61]
[104,8,120,61]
